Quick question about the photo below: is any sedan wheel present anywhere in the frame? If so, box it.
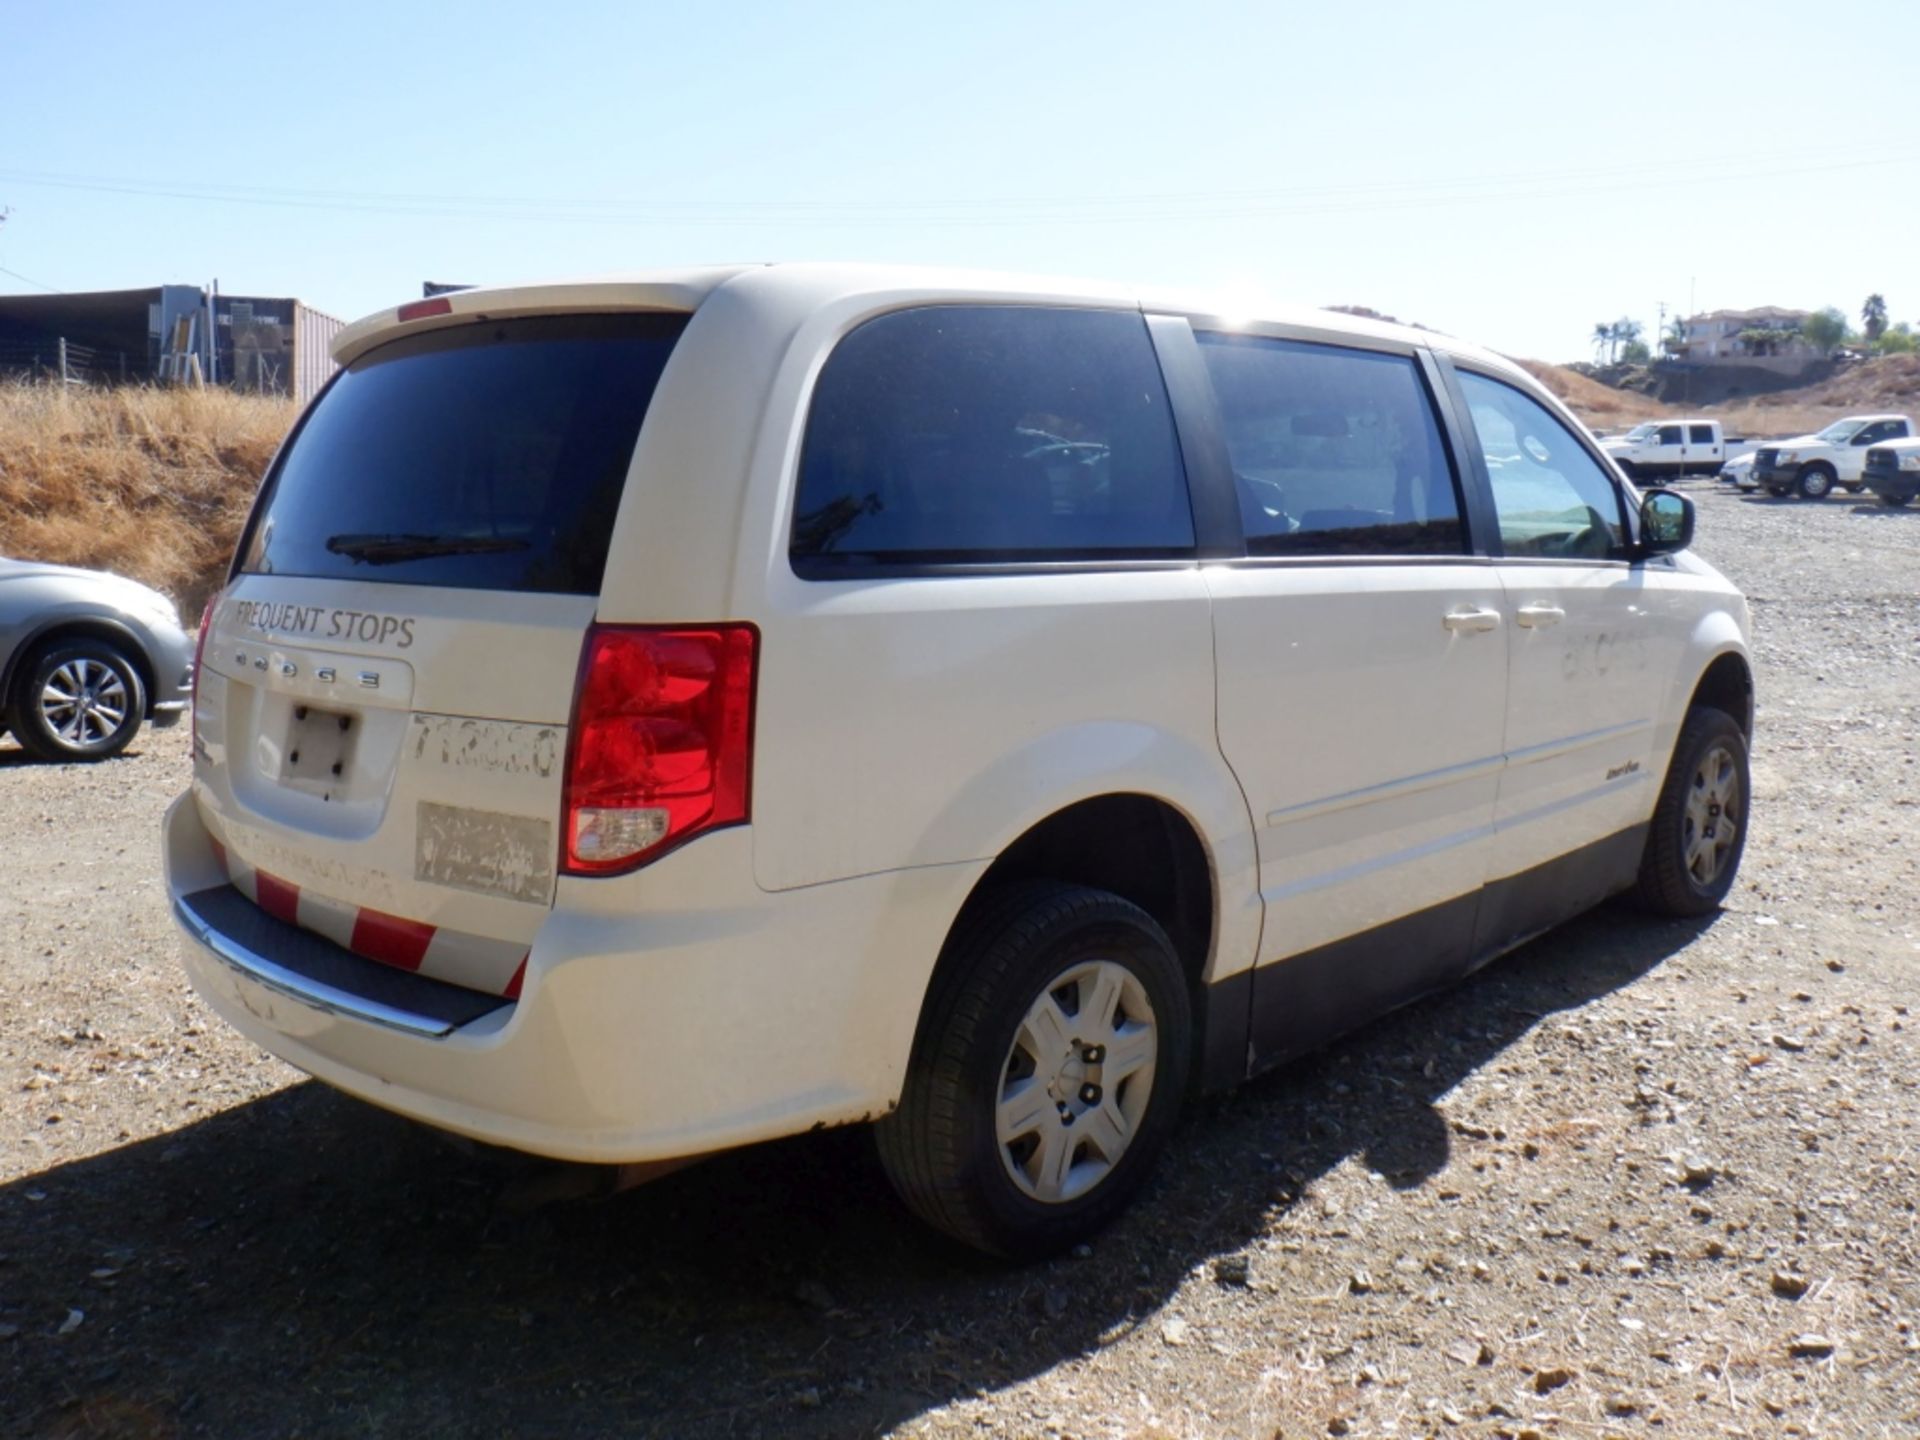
[42,657,132,747]
[10,640,147,761]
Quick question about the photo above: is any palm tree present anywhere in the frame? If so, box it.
[1862,294,1889,343]
[1592,321,1615,363]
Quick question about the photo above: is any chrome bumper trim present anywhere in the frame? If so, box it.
[171,892,454,1039]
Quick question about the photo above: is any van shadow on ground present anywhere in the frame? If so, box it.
[1,907,1712,1439]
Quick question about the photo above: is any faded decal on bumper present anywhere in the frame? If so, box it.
[416,801,554,904]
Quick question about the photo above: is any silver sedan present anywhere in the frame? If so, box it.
[0,557,195,761]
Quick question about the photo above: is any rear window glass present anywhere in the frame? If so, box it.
[239,314,686,594]
[791,305,1193,568]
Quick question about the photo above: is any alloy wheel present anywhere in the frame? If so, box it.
[40,658,130,748]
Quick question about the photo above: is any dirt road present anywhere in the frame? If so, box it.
[3,483,1916,1438]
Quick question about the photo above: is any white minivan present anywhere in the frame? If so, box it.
[166,264,1755,1257]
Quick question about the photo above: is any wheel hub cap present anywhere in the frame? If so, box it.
[996,959,1157,1204]
[1682,743,1742,886]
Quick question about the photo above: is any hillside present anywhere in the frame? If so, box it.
[0,382,292,619]
[1513,360,1679,426]
[1744,352,1920,414]
[1520,353,1920,440]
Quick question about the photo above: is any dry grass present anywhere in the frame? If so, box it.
[0,381,292,619]
[1514,359,1680,427]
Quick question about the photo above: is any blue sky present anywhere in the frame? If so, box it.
[5,0,1915,362]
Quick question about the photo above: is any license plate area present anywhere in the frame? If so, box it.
[282,704,357,795]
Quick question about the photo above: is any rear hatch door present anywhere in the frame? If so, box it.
[194,312,687,995]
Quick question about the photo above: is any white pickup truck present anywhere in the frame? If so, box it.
[1751,414,1916,499]
[1601,419,1731,478]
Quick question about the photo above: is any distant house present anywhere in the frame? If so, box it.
[0,284,342,404]
[1673,307,1819,364]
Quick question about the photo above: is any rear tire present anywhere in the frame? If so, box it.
[1626,707,1749,917]
[876,881,1191,1259]
[1796,464,1836,499]
[7,639,147,762]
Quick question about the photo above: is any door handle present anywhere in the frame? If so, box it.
[1442,606,1503,634]
[1516,604,1566,629]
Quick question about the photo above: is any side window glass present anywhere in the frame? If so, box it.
[1457,371,1627,560]
[1689,424,1716,445]
[792,306,1192,565]
[1195,334,1464,557]
[1656,425,1684,445]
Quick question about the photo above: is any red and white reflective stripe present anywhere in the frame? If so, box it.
[206,834,528,999]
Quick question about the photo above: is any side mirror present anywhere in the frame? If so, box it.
[1639,488,1694,557]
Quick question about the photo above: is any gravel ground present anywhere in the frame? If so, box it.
[3,483,1916,1439]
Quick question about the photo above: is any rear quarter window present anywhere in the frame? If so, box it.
[791,305,1193,569]
[239,314,686,594]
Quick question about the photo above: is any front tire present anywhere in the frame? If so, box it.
[1626,707,1749,916]
[877,882,1191,1259]
[8,639,147,762]
[1879,491,1912,508]
[1796,464,1836,499]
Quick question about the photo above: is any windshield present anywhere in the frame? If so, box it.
[239,314,686,593]
[1623,423,1657,441]
[1814,420,1865,444]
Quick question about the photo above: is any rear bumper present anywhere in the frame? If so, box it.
[165,792,984,1163]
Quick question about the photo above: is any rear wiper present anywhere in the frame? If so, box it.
[324,533,530,564]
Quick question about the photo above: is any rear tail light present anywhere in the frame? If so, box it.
[561,624,758,874]
[190,594,217,757]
